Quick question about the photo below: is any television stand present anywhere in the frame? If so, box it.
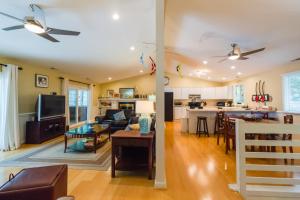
[26,116,66,144]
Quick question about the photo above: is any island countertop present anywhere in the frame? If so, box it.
[186,107,277,112]
[185,107,278,134]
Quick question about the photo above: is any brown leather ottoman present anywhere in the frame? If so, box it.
[0,165,68,200]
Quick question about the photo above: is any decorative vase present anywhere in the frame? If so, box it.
[139,114,151,134]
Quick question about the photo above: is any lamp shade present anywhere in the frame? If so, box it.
[136,101,154,114]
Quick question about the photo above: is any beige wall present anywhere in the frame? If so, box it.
[99,72,223,97]
[166,73,223,88]
[0,57,100,113]
[228,63,300,110]
[100,74,155,97]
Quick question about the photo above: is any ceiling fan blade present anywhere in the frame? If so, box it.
[0,12,24,22]
[241,48,265,56]
[47,27,80,36]
[292,58,300,62]
[212,55,228,58]
[238,56,249,60]
[37,33,59,42]
[218,58,228,63]
[2,25,24,31]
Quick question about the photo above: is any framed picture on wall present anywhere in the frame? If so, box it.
[107,90,114,98]
[119,88,135,99]
[35,74,49,88]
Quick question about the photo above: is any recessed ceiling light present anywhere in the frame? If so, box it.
[139,70,144,73]
[237,72,242,75]
[108,77,112,81]
[189,73,193,76]
[230,66,236,70]
[207,76,211,80]
[130,46,135,51]
[222,77,227,80]
[112,13,120,20]
[203,60,208,65]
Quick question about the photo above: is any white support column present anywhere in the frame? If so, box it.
[155,0,166,189]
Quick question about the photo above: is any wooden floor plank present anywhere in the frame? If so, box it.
[0,121,242,200]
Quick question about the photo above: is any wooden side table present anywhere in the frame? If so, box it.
[111,130,155,179]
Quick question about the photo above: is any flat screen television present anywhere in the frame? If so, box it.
[37,94,65,121]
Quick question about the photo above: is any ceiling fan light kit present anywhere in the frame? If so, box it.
[228,54,239,60]
[216,43,265,63]
[0,4,80,42]
[24,22,45,34]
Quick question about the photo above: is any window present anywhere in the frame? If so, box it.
[69,88,89,126]
[283,71,300,112]
[233,85,245,105]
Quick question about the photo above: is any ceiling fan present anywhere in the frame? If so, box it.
[215,43,265,63]
[291,58,300,62]
[0,4,80,42]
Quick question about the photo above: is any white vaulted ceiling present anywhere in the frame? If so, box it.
[0,0,155,83]
[1,0,300,83]
[165,0,300,81]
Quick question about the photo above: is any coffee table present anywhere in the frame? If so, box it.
[64,123,111,153]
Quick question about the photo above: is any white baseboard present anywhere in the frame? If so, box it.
[154,180,167,189]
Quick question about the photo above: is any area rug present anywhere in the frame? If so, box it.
[0,138,111,171]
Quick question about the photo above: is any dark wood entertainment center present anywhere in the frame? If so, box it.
[26,116,66,144]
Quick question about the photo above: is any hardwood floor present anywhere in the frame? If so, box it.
[0,121,242,200]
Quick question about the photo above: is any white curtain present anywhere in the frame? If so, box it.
[62,78,70,126]
[88,84,94,122]
[0,64,20,151]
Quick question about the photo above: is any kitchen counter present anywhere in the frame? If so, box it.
[186,107,278,134]
[187,107,277,112]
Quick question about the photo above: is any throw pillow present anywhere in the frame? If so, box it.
[129,124,140,130]
[113,111,126,121]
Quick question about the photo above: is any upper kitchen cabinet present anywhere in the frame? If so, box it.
[173,88,182,99]
[165,87,173,92]
[202,87,216,99]
[181,88,190,99]
[215,86,228,99]
[167,86,234,100]
[227,85,234,99]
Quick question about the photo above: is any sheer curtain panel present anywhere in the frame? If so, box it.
[0,64,20,151]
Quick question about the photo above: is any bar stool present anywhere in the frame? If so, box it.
[282,115,294,165]
[214,111,225,145]
[196,116,209,137]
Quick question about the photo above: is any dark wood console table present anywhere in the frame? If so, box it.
[111,130,155,179]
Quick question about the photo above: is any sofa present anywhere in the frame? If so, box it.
[0,165,68,200]
[95,109,135,133]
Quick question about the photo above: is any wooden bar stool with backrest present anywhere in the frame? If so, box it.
[224,116,236,154]
[283,115,294,165]
[214,111,225,145]
[196,116,209,137]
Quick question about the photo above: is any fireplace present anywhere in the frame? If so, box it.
[118,102,135,111]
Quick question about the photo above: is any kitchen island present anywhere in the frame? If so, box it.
[186,107,278,134]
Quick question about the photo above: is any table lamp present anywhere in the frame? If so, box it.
[136,101,154,134]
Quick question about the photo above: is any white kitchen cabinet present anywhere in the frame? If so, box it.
[227,86,234,99]
[173,88,182,99]
[165,87,173,92]
[188,88,199,95]
[215,87,228,99]
[174,107,187,119]
[201,87,215,99]
[181,107,187,118]
[174,107,182,119]
[181,88,190,99]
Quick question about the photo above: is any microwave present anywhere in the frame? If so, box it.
[188,94,201,99]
